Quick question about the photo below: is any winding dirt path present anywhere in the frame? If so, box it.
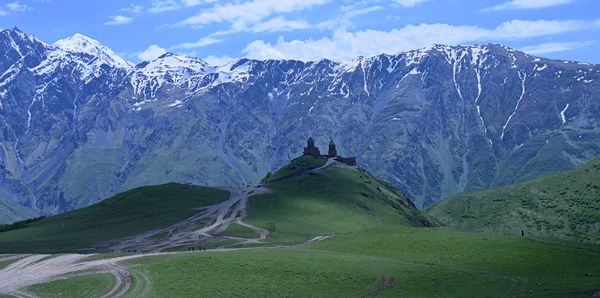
[0,254,28,264]
[0,253,167,297]
[109,186,271,253]
[100,263,132,298]
[0,235,335,297]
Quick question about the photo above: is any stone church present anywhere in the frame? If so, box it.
[302,138,356,166]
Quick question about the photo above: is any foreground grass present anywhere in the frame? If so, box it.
[427,156,600,244]
[26,273,115,297]
[114,227,600,297]
[0,183,229,253]
[310,228,600,296]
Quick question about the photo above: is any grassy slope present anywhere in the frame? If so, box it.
[427,156,600,244]
[114,227,600,297]
[261,155,326,183]
[26,273,115,298]
[0,183,229,253]
[247,161,434,245]
[219,222,260,239]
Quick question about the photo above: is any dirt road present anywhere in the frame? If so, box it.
[109,186,271,253]
[0,253,164,297]
[0,235,335,297]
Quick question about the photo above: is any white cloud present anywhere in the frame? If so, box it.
[318,5,383,30]
[138,44,167,61]
[484,0,573,11]
[243,19,600,61]
[0,2,30,16]
[173,16,310,50]
[491,19,593,39]
[105,15,133,26]
[181,0,218,6]
[121,5,143,14]
[5,2,30,12]
[148,0,217,13]
[520,41,595,54]
[179,0,329,28]
[172,1,322,48]
[249,17,310,32]
[172,36,223,49]
[148,0,180,13]
[392,0,431,7]
[344,5,384,18]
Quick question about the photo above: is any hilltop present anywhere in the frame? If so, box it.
[248,155,435,246]
[427,155,600,243]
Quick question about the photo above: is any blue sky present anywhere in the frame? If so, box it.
[1,0,599,64]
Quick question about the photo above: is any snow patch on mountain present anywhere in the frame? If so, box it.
[205,59,252,86]
[560,104,570,124]
[130,53,208,99]
[54,34,132,69]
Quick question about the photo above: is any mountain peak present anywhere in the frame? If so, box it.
[154,52,207,66]
[140,52,208,72]
[53,33,132,69]
[1,26,46,45]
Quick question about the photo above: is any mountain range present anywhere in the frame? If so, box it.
[1,27,599,222]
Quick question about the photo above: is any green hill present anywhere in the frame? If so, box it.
[0,156,434,253]
[0,183,230,253]
[426,155,600,244]
[250,156,435,245]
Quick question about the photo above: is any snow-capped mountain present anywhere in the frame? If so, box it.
[1,27,599,222]
[54,33,132,69]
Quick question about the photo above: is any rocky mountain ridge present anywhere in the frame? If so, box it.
[1,27,599,222]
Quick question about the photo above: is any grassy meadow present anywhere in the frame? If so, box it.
[0,183,229,253]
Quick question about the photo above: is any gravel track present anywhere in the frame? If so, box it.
[0,253,168,297]
[109,186,271,253]
[0,236,335,297]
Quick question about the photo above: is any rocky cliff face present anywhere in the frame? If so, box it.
[1,27,599,221]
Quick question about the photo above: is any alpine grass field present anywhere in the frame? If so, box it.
[12,229,600,297]
[427,155,600,244]
[1,157,599,296]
